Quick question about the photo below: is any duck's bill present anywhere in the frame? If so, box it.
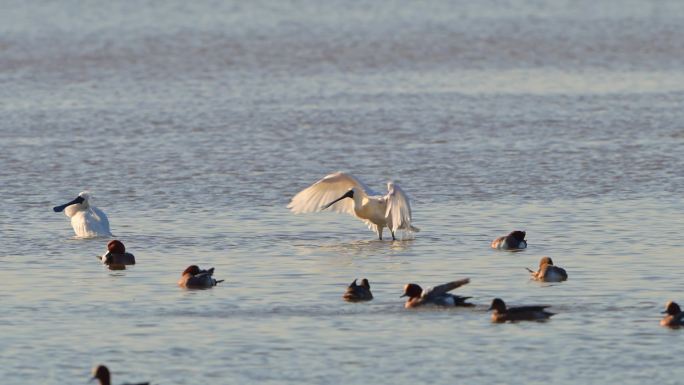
[321,190,353,210]
[399,294,407,298]
[661,310,668,314]
[53,195,84,212]
[487,305,494,310]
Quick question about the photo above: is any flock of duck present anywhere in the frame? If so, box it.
[52,171,682,384]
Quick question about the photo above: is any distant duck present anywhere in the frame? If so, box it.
[91,364,149,385]
[53,191,111,238]
[401,279,473,308]
[343,279,374,302]
[488,298,554,322]
[178,265,224,288]
[660,301,684,328]
[491,230,527,250]
[526,257,567,282]
[99,240,136,270]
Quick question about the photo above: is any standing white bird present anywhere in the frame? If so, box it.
[53,191,112,238]
[288,172,419,240]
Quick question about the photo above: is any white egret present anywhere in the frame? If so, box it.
[53,191,112,238]
[288,172,419,240]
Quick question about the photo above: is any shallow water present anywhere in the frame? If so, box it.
[1,0,684,384]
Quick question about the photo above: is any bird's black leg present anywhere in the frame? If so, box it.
[378,228,383,240]
[391,230,396,241]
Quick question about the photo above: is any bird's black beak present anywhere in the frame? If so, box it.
[400,293,407,298]
[487,305,494,311]
[322,190,354,210]
[53,195,84,212]
[661,310,668,314]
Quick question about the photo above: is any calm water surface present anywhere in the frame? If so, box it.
[1,1,684,384]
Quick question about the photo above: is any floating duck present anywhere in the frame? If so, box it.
[99,240,136,270]
[178,265,224,288]
[488,298,554,322]
[401,279,473,308]
[491,230,527,250]
[343,278,374,302]
[660,301,684,328]
[53,191,111,238]
[91,364,149,385]
[526,257,567,282]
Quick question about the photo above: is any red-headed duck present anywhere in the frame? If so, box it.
[343,278,373,302]
[488,298,554,322]
[91,364,148,385]
[178,265,224,288]
[660,301,684,328]
[491,230,527,250]
[401,278,473,308]
[526,257,568,282]
[99,240,136,270]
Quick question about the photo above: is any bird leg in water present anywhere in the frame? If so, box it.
[391,230,396,241]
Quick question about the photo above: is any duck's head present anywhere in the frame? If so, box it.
[359,278,371,290]
[107,240,126,254]
[663,301,682,315]
[91,365,110,384]
[182,265,201,276]
[400,283,423,299]
[488,298,507,313]
[53,191,91,217]
[509,231,526,242]
[322,188,355,210]
[539,256,554,268]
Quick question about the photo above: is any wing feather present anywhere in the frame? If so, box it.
[288,172,372,216]
[384,182,416,233]
[427,279,470,297]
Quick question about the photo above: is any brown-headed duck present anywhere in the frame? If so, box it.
[488,298,554,323]
[491,230,527,250]
[91,364,149,385]
[660,301,684,328]
[526,257,568,282]
[178,265,224,288]
[401,278,474,308]
[99,240,136,270]
[343,278,373,302]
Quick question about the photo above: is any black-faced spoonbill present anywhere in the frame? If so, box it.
[288,172,419,240]
[53,191,112,238]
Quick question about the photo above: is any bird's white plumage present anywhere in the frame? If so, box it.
[288,172,375,215]
[288,172,418,240]
[384,182,413,233]
[59,192,112,238]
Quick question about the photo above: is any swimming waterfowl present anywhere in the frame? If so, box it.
[53,191,112,238]
[99,240,136,270]
[488,298,554,322]
[91,364,149,385]
[660,301,684,328]
[343,278,373,302]
[526,257,567,282]
[401,279,473,308]
[178,265,224,288]
[491,230,527,250]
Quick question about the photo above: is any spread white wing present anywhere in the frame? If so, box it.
[287,172,374,215]
[384,182,416,233]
